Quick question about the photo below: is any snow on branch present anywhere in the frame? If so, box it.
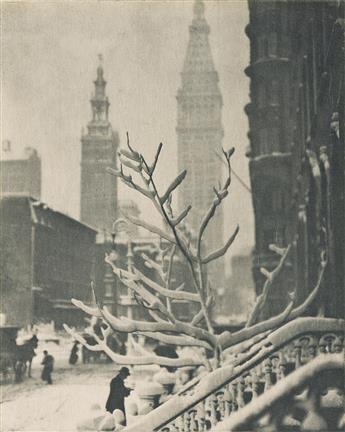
[218,300,294,350]
[202,225,239,264]
[132,268,200,303]
[97,306,217,347]
[142,253,165,282]
[288,253,327,320]
[196,147,234,257]
[125,214,176,244]
[63,324,203,368]
[117,275,176,323]
[160,170,187,205]
[138,331,212,350]
[246,244,292,327]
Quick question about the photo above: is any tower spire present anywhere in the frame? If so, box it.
[89,55,110,130]
[193,0,205,20]
[177,0,224,309]
[80,56,119,232]
[94,54,106,99]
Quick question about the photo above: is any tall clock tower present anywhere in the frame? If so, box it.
[80,59,119,232]
[177,1,225,303]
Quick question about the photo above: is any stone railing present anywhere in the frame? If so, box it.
[123,317,344,432]
[212,353,344,431]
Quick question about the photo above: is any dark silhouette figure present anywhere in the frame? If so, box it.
[41,350,54,384]
[69,342,79,365]
[14,334,38,380]
[105,367,132,424]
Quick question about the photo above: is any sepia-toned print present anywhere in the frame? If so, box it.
[1,1,344,431]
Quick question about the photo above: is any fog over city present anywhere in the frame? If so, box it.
[2,0,254,262]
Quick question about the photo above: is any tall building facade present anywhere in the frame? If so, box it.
[1,146,41,199]
[80,61,119,232]
[246,0,344,319]
[177,0,225,298]
[0,196,96,328]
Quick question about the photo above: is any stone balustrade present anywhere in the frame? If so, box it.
[122,317,344,432]
[212,353,344,431]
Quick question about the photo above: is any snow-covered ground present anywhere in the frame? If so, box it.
[1,349,161,432]
[1,360,121,432]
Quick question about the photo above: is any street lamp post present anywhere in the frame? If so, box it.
[111,218,135,352]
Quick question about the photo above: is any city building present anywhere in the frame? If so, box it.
[118,199,141,237]
[94,231,162,322]
[220,251,255,319]
[0,196,97,328]
[245,0,344,319]
[176,0,225,306]
[0,145,41,199]
[80,59,119,232]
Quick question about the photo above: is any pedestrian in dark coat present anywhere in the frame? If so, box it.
[69,341,79,365]
[105,367,132,424]
[41,350,54,384]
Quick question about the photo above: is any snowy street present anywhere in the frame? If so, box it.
[1,361,121,432]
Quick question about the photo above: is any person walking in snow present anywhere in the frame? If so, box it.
[69,341,79,365]
[105,367,132,425]
[41,350,54,384]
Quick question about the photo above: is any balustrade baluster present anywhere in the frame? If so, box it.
[189,409,198,432]
[277,352,287,380]
[209,393,218,428]
[263,358,273,391]
[176,414,184,432]
[294,340,303,369]
[183,411,190,432]
[216,390,225,421]
[318,335,328,354]
[231,382,238,412]
[251,370,259,398]
[307,336,318,359]
[196,401,206,431]
[333,335,344,353]
[236,377,245,409]
[223,388,231,417]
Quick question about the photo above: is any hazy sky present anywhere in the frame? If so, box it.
[2,0,254,264]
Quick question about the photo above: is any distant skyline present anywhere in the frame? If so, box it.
[2,0,254,264]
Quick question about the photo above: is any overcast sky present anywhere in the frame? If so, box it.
[2,0,254,266]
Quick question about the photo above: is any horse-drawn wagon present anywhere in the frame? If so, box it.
[0,325,38,383]
[0,325,20,382]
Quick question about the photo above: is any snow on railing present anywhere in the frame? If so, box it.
[123,317,344,432]
[211,353,345,431]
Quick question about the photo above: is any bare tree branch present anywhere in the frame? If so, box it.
[118,276,176,323]
[218,300,294,350]
[101,306,217,347]
[142,253,165,282]
[288,256,327,320]
[246,244,292,327]
[63,325,203,367]
[138,330,212,350]
[196,148,234,257]
[125,214,176,244]
[133,268,200,303]
[202,225,239,264]
[160,170,187,205]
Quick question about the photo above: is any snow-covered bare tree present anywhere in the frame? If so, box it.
[64,135,327,370]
